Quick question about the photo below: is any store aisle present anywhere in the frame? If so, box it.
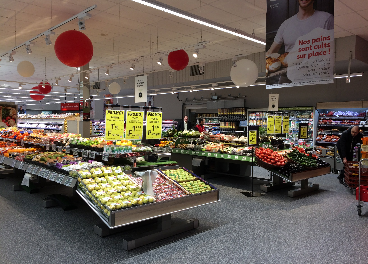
[1,172,368,264]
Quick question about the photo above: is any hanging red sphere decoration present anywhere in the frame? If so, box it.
[30,86,45,101]
[168,49,189,71]
[54,30,93,67]
[37,81,52,94]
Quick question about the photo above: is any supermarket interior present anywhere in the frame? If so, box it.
[1,0,368,263]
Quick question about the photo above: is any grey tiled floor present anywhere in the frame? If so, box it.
[1,169,368,264]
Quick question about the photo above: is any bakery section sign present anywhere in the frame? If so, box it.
[266,0,334,89]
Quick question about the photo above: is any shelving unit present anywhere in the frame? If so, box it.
[17,118,64,132]
[92,119,105,136]
[316,108,368,146]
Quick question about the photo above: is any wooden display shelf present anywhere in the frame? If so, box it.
[289,166,331,182]
[111,190,219,227]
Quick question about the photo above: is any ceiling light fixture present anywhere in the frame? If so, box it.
[9,54,14,62]
[131,0,266,45]
[157,57,163,65]
[55,79,58,85]
[193,49,199,58]
[130,64,135,70]
[25,44,32,54]
[105,68,109,75]
[68,76,73,82]
[44,31,55,45]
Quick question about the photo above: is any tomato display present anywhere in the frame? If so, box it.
[255,147,286,167]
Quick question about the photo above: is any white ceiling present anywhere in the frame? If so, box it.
[0,0,367,104]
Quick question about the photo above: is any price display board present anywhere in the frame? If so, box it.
[146,112,163,139]
[267,115,275,134]
[299,123,309,139]
[248,126,259,146]
[125,111,144,140]
[274,116,282,134]
[105,110,125,140]
[282,116,290,134]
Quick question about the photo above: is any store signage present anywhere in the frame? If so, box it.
[282,116,290,134]
[125,111,144,140]
[268,94,279,111]
[248,126,259,146]
[299,123,309,139]
[266,0,334,89]
[146,112,162,139]
[135,75,147,103]
[274,116,282,134]
[105,110,125,140]
[61,103,80,111]
[267,115,275,134]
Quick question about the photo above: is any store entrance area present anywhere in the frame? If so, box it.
[1,170,367,263]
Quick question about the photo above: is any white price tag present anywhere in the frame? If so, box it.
[89,151,96,159]
[49,172,57,181]
[52,144,56,151]
[65,146,70,154]
[46,144,50,151]
[82,150,89,158]
[56,174,65,184]
[0,155,4,163]
[57,146,63,152]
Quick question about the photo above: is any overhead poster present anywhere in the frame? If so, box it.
[266,0,334,89]
[125,111,144,140]
[146,112,162,139]
[105,110,125,140]
[135,75,147,103]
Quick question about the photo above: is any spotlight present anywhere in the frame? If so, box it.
[55,80,58,85]
[193,49,199,58]
[78,13,91,30]
[85,73,89,79]
[236,86,240,88]
[68,76,73,82]
[157,57,163,65]
[190,89,193,92]
[211,87,214,90]
[44,31,55,45]
[18,83,22,89]
[130,64,135,70]
[26,45,32,54]
[45,35,52,45]
[9,54,14,62]
[105,68,109,75]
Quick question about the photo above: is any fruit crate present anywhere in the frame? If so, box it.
[344,161,368,188]
[158,167,217,194]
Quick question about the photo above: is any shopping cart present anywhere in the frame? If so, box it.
[356,158,368,216]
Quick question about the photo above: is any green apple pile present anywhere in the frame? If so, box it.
[77,166,156,216]
[180,180,213,194]
[165,168,196,182]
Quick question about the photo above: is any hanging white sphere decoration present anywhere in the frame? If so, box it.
[108,82,121,94]
[230,59,258,87]
[17,61,35,77]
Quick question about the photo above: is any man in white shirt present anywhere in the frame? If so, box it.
[267,0,334,55]
[178,115,192,131]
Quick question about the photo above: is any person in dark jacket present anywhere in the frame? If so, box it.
[336,126,363,183]
[177,115,192,131]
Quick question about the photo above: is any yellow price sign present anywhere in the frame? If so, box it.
[267,115,275,134]
[248,130,258,146]
[274,116,282,134]
[282,116,290,134]
[299,124,308,139]
[125,111,144,140]
[146,112,162,139]
[105,110,125,140]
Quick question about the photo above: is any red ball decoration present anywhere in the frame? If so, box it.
[168,49,189,71]
[54,30,93,67]
[30,86,45,101]
[38,81,52,94]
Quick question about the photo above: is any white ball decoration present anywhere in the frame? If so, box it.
[108,82,121,94]
[17,61,35,77]
[230,59,258,87]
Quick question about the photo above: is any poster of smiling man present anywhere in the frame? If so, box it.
[266,0,334,89]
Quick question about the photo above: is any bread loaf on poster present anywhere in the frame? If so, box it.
[279,52,289,68]
[266,53,281,73]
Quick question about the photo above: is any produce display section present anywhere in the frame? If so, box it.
[172,148,254,162]
[77,166,219,228]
